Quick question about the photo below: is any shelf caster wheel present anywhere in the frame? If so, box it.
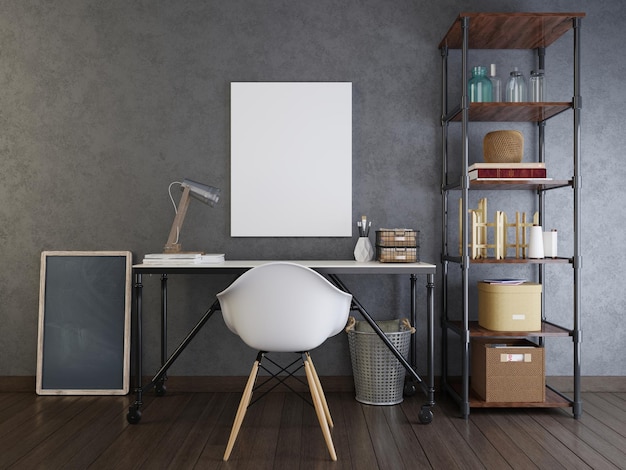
[127,407,142,424]
[418,406,433,424]
[155,383,167,397]
[403,382,417,397]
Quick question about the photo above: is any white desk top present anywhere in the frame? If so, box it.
[133,260,436,275]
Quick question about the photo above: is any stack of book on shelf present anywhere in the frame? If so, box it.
[142,253,225,265]
[469,162,550,181]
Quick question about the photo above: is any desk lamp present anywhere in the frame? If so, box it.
[163,178,221,253]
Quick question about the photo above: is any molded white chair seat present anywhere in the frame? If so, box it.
[217,262,352,461]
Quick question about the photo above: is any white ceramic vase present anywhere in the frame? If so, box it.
[354,237,375,262]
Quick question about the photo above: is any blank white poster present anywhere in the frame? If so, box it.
[231,82,352,237]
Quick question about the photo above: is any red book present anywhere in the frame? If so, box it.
[469,168,547,179]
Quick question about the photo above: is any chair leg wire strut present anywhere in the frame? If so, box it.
[223,351,337,461]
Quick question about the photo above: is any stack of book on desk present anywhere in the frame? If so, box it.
[142,253,225,265]
[469,162,549,181]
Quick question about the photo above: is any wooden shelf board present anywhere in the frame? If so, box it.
[443,255,572,265]
[444,178,572,191]
[469,256,571,264]
[470,178,572,190]
[447,320,572,337]
[448,103,573,122]
[448,381,573,408]
[439,12,585,50]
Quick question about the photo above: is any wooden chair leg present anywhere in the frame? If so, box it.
[223,360,259,461]
[306,353,334,428]
[304,357,337,461]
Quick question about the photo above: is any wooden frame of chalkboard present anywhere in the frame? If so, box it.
[36,251,133,395]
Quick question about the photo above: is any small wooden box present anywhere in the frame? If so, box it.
[471,339,545,403]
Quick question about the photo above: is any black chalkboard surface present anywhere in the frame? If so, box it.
[36,251,132,395]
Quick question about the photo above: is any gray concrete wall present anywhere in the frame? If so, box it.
[0,0,623,379]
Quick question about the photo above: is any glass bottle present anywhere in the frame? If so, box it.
[529,69,546,102]
[468,66,492,103]
[488,64,502,102]
[505,67,527,102]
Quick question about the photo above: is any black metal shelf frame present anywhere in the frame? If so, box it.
[439,13,583,419]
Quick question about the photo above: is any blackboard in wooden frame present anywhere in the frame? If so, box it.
[36,251,132,395]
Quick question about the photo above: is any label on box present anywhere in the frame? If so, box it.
[500,353,532,362]
[512,314,526,320]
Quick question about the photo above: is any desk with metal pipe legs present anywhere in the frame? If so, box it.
[127,260,436,424]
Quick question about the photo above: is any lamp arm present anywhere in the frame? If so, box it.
[164,186,192,253]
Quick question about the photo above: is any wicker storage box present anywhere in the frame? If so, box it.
[376,247,419,263]
[376,229,419,247]
[346,317,414,405]
[471,339,545,402]
[375,229,419,262]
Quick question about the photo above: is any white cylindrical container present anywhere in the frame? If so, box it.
[528,225,544,259]
[543,229,558,258]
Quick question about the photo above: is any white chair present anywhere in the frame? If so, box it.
[217,262,352,461]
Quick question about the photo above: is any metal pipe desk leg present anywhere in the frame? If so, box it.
[127,273,143,424]
[329,273,435,424]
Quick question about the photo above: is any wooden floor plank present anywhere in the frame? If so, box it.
[339,393,380,470]
[1,390,625,469]
[515,410,593,469]
[403,395,482,469]
[528,408,620,470]
[0,392,31,415]
[555,402,626,468]
[581,393,626,437]
[324,392,353,470]
[88,393,193,470]
[592,392,626,413]
[243,392,284,470]
[382,401,432,468]
[466,409,537,470]
[8,396,127,469]
[163,393,230,469]
[273,392,304,470]
[438,395,512,469]
[361,403,406,469]
[0,396,87,468]
[298,391,347,470]
[193,392,240,468]
[497,409,568,469]
[138,393,220,469]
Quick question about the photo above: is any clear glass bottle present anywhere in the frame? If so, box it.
[529,69,546,102]
[505,67,527,102]
[488,63,502,102]
[468,66,492,103]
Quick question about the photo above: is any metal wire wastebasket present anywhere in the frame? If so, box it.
[345,316,415,405]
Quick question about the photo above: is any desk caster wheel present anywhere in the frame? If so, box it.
[418,406,433,424]
[127,407,142,424]
[403,382,417,397]
[155,383,167,397]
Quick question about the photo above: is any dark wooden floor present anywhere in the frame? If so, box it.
[1,389,625,469]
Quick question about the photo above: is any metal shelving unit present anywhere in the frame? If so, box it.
[439,12,585,419]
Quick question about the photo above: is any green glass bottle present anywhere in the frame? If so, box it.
[468,66,492,103]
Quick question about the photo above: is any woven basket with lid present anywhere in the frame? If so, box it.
[483,130,524,163]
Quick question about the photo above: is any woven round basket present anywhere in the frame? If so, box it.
[483,130,524,163]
